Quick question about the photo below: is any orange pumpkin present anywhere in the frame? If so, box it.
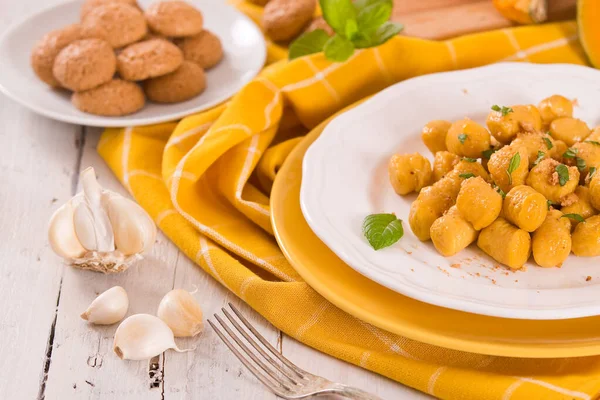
[579,0,600,68]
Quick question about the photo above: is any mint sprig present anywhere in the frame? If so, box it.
[533,151,545,167]
[506,153,521,185]
[556,164,570,186]
[543,137,553,150]
[491,105,513,116]
[562,214,585,223]
[363,213,404,250]
[289,0,403,61]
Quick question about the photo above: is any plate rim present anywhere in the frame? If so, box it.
[271,110,600,358]
[0,0,266,127]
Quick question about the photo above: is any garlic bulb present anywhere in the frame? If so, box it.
[113,314,190,360]
[48,167,156,273]
[81,286,129,325]
[157,289,204,337]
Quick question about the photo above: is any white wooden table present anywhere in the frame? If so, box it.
[0,1,431,399]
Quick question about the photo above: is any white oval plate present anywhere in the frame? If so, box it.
[301,63,600,320]
[0,0,265,127]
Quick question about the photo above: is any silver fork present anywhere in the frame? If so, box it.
[208,303,384,400]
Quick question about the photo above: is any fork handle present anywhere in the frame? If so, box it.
[326,383,384,400]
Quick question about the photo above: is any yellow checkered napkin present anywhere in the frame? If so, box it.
[98,12,600,400]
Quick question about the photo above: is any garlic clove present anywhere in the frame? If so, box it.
[81,286,129,325]
[157,289,204,337]
[113,314,190,360]
[48,201,87,259]
[106,195,157,256]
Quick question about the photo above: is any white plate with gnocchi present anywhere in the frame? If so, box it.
[301,63,600,320]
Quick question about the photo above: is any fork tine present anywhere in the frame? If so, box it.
[213,314,292,390]
[208,319,288,395]
[221,307,299,385]
[228,303,306,378]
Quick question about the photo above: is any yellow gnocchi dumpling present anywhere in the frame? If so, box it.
[532,209,572,267]
[551,140,569,162]
[456,176,502,230]
[569,141,600,179]
[588,126,600,142]
[503,185,547,232]
[572,215,600,257]
[538,95,573,125]
[510,132,555,168]
[561,186,597,228]
[450,159,492,182]
[526,158,579,204]
[549,117,591,146]
[409,177,461,241]
[445,118,491,158]
[477,217,531,270]
[487,145,529,193]
[422,120,451,154]
[430,206,478,257]
[486,104,542,144]
[388,153,432,195]
[432,151,460,182]
[590,172,600,211]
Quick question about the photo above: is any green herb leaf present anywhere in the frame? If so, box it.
[462,157,477,163]
[585,140,600,146]
[482,148,496,159]
[345,19,359,39]
[556,164,570,186]
[576,157,587,172]
[363,213,404,250]
[589,166,597,180]
[356,0,392,33]
[562,213,585,223]
[459,173,476,179]
[546,131,552,137]
[354,0,392,10]
[323,34,355,62]
[320,0,357,37]
[458,133,468,144]
[533,151,545,167]
[563,148,578,158]
[543,137,553,150]
[354,21,403,48]
[496,187,506,199]
[506,153,521,185]
[491,105,514,116]
[288,29,331,60]
[547,199,558,210]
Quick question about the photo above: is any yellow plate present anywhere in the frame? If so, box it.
[271,118,600,358]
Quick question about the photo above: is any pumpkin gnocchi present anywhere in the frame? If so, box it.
[387,95,599,270]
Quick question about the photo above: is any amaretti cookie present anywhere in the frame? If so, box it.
[82,3,147,48]
[145,1,203,37]
[52,39,116,92]
[143,61,206,103]
[117,38,183,81]
[175,30,223,70]
[30,24,103,87]
[81,0,140,18]
[72,79,145,116]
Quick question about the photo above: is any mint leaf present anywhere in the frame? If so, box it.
[324,35,355,62]
[496,187,506,198]
[562,214,585,223]
[556,164,570,186]
[491,105,513,116]
[543,137,553,150]
[354,0,392,10]
[458,133,468,144]
[459,173,476,179]
[482,148,496,159]
[345,19,359,39]
[289,29,330,60]
[547,199,558,210]
[506,153,521,185]
[320,0,357,37]
[576,157,587,172]
[585,140,600,146]
[357,0,392,33]
[363,213,404,250]
[563,148,578,158]
[354,21,403,48]
[533,151,545,166]
[462,157,477,163]
[589,166,597,180]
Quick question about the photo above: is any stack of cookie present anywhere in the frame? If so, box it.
[30,0,223,117]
